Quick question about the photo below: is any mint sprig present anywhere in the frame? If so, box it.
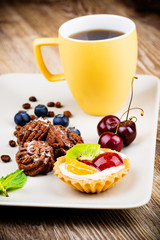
[0,169,27,197]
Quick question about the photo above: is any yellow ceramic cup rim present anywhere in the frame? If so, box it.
[59,14,136,43]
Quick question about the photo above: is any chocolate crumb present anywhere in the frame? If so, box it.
[55,101,62,108]
[15,125,21,131]
[63,111,72,118]
[22,103,31,109]
[47,111,55,117]
[30,114,36,120]
[47,102,55,107]
[29,96,37,102]
[1,155,11,162]
[9,140,17,147]
[13,130,18,136]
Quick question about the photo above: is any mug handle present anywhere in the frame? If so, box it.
[33,38,65,82]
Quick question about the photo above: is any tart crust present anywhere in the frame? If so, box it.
[54,148,130,193]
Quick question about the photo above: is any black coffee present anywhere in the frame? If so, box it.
[70,29,124,41]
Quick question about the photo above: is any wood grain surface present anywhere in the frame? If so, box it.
[0,0,160,239]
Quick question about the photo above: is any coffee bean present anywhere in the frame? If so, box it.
[47,111,55,117]
[47,102,55,107]
[63,111,72,118]
[9,140,16,147]
[55,101,62,108]
[30,115,36,120]
[1,155,11,162]
[29,96,37,102]
[22,103,31,109]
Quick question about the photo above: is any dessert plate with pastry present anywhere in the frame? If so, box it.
[0,73,159,209]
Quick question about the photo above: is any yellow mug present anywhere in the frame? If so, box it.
[33,14,137,116]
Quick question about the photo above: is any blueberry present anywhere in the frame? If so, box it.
[34,104,48,117]
[14,112,31,126]
[68,127,81,136]
[53,114,69,127]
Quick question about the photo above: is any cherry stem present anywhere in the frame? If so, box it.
[115,107,144,134]
[115,76,144,134]
[120,107,144,121]
[114,75,144,135]
[129,116,137,123]
[126,76,137,121]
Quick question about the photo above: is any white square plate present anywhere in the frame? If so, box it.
[0,74,159,209]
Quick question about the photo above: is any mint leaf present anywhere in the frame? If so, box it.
[0,169,27,197]
[0,181,8,197]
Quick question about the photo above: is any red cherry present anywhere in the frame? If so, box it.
[97,115,120,136]
[98,132,123,152]
[118,120,136,146]
[81,160,96,169]
[93,152,123,171]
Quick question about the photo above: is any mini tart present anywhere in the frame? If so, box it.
[54,148,130,193]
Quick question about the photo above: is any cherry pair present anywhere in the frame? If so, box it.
[97,76,143,152]
[97,115,136,152]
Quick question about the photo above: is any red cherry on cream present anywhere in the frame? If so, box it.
[92,152,123,171]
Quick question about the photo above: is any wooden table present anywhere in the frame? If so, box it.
[0,0,160,239]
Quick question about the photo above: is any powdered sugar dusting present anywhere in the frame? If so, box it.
[35,117,50,126]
